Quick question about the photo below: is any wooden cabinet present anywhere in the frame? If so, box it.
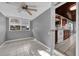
[64,30,71,40]
[55,30,71,44]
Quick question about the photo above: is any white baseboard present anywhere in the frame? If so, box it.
[34,39,50,51]
[0,42,6,48]
[54,49,65,56]
[0,37,51,56]
[5,37,33,43]
[0,37,50,51]
[0,37,33,48]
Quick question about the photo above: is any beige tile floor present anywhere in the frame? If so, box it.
[55,34,76,56]
[0,38,50,56]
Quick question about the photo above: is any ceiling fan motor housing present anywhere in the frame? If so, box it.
[22,5,28,9]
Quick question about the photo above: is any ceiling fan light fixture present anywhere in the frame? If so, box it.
[70,4,76,11]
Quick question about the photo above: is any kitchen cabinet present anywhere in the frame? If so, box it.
[55,29,71,44]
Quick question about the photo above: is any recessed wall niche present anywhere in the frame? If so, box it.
[9,17,30,31]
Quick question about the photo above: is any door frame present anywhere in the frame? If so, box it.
[76,2,78,56]
[54,2,77,56]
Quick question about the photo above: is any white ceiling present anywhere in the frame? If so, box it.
[54,2,66,8]
[0,2,51,20]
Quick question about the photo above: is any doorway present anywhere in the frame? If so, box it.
[55,2,76,56]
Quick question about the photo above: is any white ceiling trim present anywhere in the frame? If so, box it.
[55,2,66,8]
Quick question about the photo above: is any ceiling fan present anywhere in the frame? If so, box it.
[6,2,37,15]
[17,2,37,15]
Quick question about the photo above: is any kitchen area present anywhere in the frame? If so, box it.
[55,2,76,56]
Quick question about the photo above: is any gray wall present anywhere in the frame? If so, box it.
[0,13,6,45]
[6,18,33,41]
[32,9,52,48]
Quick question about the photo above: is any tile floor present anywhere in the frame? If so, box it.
[55,34,76,56]
[0,38,50,56]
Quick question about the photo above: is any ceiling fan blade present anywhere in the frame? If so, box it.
[27,8,37,11]
[6,2,10,4]
[26,10,32,15]
[28,5,37,7]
